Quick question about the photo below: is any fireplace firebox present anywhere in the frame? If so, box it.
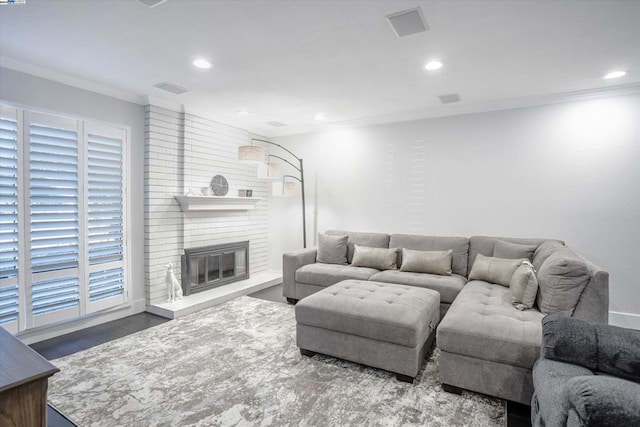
[180,241,249,296]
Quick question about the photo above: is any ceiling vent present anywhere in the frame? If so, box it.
[153,82,189,95]
[438,94,461,104]
[266,121,287,127]
[138,0,168,7]
[386,7,428,38]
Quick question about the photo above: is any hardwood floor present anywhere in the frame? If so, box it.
[31,312,169,427]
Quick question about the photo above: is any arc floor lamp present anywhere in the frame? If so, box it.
[238,138,307,248]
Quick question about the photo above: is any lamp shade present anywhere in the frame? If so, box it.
[283,182,296,196]
[238,145,266,163]
[257,162,281,179]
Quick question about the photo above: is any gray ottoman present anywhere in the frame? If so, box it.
[295,279,440,382]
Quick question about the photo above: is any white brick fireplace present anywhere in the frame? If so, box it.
[144,105,279,316]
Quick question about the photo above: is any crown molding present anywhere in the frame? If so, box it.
[1,56,147,105]
[267,83,640,137]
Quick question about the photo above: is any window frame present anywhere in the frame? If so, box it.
[0,102,131,333]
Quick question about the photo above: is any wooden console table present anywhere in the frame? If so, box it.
[0,326,59,427]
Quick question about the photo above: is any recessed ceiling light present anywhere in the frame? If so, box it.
[424,61,443,71]
[193,59,212,69]
[314,113,327,121]
[602,70,628,80]
[237,110,251,116]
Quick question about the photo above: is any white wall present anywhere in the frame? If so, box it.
[269,94,640,328]
[0,67,147,342]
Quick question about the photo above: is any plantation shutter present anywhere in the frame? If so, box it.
[85,123,126,312]
[0,106,19,333]
[29,112,81,327]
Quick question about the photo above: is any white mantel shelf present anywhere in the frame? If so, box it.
[175,195,261,212]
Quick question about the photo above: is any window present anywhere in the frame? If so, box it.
[0,106,19,332]
[0,105,128,333]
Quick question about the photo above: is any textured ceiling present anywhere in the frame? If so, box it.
[1,0,639,136]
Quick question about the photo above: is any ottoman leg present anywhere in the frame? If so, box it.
[442,383,464,395]
[300,348,316,357]
[396,373,414,383]
[286,298,298,305]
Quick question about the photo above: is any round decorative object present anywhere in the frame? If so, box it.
[210,175,229,196]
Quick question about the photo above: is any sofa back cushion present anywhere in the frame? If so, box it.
[493,240,537,261]
[326,230,390,264]
[536,246,591,315]
[468,236,555,276]
[532,240,565,271]
[390,234,469,276]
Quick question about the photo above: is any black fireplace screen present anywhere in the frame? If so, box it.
[180,241,249,295]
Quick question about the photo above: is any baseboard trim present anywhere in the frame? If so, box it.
[18,298,146,345]
[609,311,640,330]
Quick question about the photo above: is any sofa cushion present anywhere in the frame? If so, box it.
[510,261,538,310]
[437,280,544,369]
[390,234,469,276]
[295,263,379,288]
[399,248,452,276]
[295,280,439,347]
[536,250,591,315]
[316,233,348,264]
[468,254,524,287]
[369,270,465,304]
[493,240,537,261]
[351,245,397,270]
[326,230,390,264]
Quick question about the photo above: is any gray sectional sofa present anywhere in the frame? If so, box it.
[282,230,609,405]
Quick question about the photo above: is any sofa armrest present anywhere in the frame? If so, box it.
[572,261,609,324]
[542,314,640,382]
[564,375,640,427]
[282,247,317,300]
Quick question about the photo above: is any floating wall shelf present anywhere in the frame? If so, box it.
[175,195,261,212]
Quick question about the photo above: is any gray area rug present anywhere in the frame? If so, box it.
[49,296,505,426]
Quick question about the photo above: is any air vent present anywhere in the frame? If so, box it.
[153,82,189,95]
[266,121,287,127]
[138,0,168,7]
[386,7,428,38]
[438,94,461,104]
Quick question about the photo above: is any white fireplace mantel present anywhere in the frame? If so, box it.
[175,195,261,212]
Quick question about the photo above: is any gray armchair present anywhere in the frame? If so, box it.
[531,314,640,426]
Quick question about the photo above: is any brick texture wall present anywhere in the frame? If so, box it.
[144,105,269,304]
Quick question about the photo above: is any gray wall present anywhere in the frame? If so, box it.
[0,67,146,339]
[269,94,640,328]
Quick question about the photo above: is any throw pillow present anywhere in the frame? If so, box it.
[509,260,538,310]
[468,254,525,287]
[351,245,397,270]
[536,251,591,315]
[493,240,537,261]
[316,233,348,265]
[400,248,453,276]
